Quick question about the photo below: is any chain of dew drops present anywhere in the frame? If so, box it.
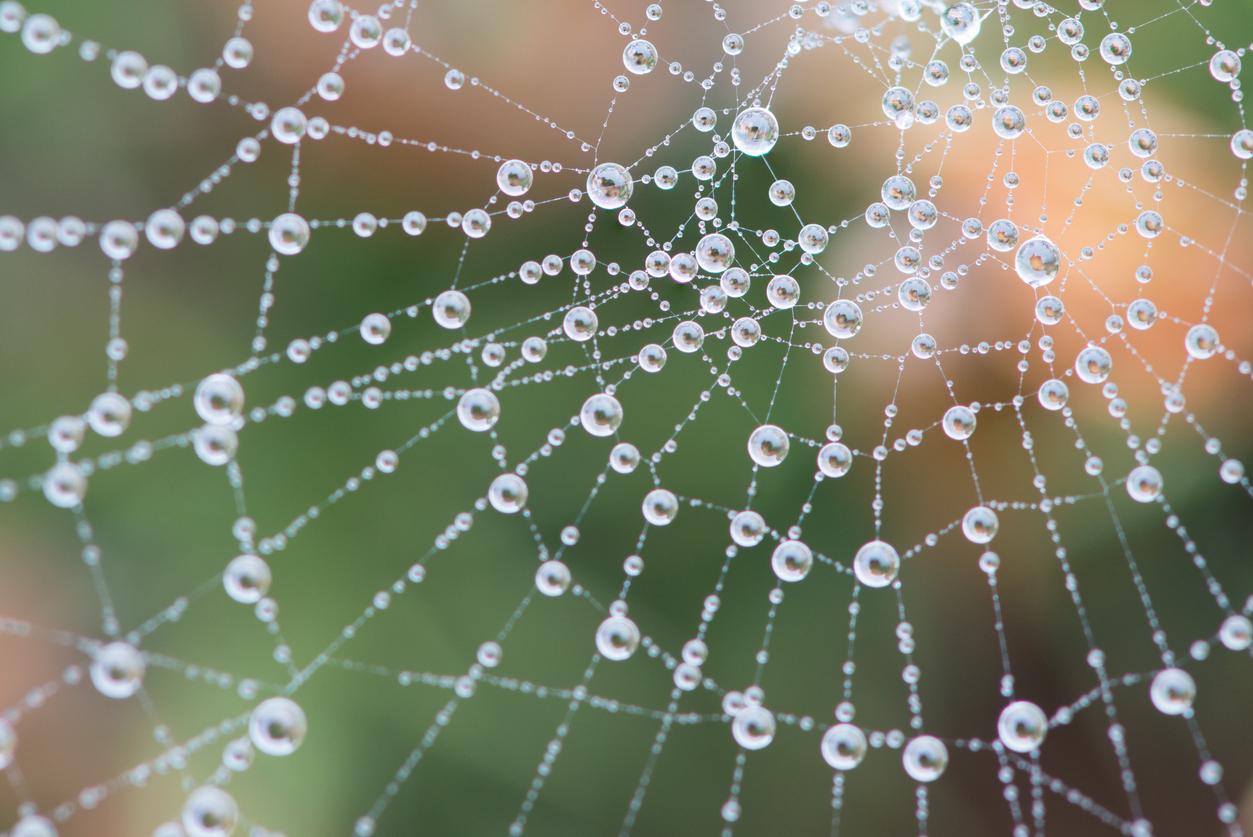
[0,0,1252,835]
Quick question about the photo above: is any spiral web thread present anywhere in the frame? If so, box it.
[0,0,1251,835]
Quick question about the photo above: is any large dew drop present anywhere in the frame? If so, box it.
[853,540,900,588]
[579,393,624,437]
[431,289,471,329]
[1074,346,1113,385]
[535,560,571,597]
[962,506,999,544]
[1125,464,1163,503]
[90,641,145,699]
[820,723,867,770]
[586,163,633,210]
[182,786,239,837]
[223,554,271,604]
[194,374,245,425]
[771,540,813,583]
[641,488,679,526]
[595,614,640,661]
[731,705,776,751]
[997,700,1048,753]
[1149,668,1195,716]
[249,697,307,756]
[731,107,779,157]
[823,300,863,339]
[695,233,734,273]
[496,159,533,196]
[489,473,528,514]
[941,405,976,441]
[457,388,500,432]
[902,734,948,782]
[939,3,981,46]
[1015,235,1061,287]
[268,213,309,255]
[621,39,657,75]
[747,424,789,467]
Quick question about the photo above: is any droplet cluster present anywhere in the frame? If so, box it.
[0,0,1249,834]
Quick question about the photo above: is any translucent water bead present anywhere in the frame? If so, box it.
[962,506,999,543]
[820,723,867,770]
[731,705,776,750]
[902,735,948,782]
[747,424,790,467]
[268,213,310,255]
[43,462,86,508]
[941,405,976,441]
[457,388,501,432]
[641,488,678,526]
[1218,615,1252,651]
[823,300,863,339]
[731,107,779,157]
[0,719,16,770]
[88,391,132,437]
[496,159,533,196]
[818,442,852,478]
[586,162,633,210]
[534,560,571,596]
[431,289,471,329]
[1015,236,1061,287]
[1099,32,1132,66]
[771,540,813,582]
[489,473,528,514]
[248,696,307,756]
[1074,346,1112,385]
[579,393,624,437]
[622,39,657,75]
[939,3,981,46]
[11,816,57,837]
[182,786,239,837]
[194,374,245,425]
[595,614,640,661]
[997,700,1048,753]
[695,233,734,273]
[224,554,271,604]
[853,540,900,588]
[90,641,145,699]
[1149,668,1195,715]
[1125,465,1163,503]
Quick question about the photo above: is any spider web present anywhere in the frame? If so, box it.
[0,0,1251,835]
